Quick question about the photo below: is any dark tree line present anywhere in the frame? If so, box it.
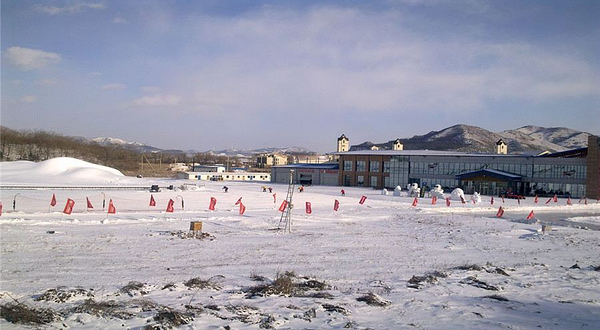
[0,127,244,176]
[0,126,141,173]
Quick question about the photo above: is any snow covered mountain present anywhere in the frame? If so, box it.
[351,125,590,154]
[91,137,177,154]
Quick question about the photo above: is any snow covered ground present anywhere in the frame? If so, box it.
[1,158,599,329]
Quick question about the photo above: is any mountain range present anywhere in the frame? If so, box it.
[350,125,590,154]
[92,125,591,156]
[90,137,313,157]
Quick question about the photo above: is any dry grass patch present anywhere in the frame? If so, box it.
[0,302,59,325]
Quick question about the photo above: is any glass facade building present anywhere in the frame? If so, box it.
[338,147,596,198]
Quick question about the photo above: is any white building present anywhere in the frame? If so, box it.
[177,171,271,182]
[192,165,226,172]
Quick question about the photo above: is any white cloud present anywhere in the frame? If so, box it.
[20,95,38,103]
[113,16,128,24]
[36,79,57,86]
[175,6,597,115]
[101,83,126,91]
[4,47,62,70]
[140,86,160,92]
[32,2,105,15]
[131,94,180,107]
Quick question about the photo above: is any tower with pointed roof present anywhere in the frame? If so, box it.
[337,134,349,152]
[495,139,508,154]
[393,139,403,151]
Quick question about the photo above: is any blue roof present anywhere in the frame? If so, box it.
[273,163,339,170]
[456,169,522,181]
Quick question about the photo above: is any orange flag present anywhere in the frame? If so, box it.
[278,200,288,212]
[63,198,75,215]
[107,199,116,214]
[526,210,535,220]
[166,199,174,212]
[496,206,504,218]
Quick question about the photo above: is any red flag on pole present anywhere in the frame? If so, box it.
[334,199,340,211]
[526,210,535,220]
[209,197,217,211]
[534,195,539,204]
[63,198,75,215]
[239,203,246,215]
[305,202,312,214]
[545,197,552,204]
[86,197,94,209]
[278,200,288,212]
[150,195,156,207]
[359,196,367,205]
[446,197,451,207]
[50,193,57,207]
[490,197,494,205]
[235,197,242,205]
[431,196,437,205]
[166,199,174,213]
[496,206,504,218]
[412,197,418,207]
[553,194,558,203]
[272,193,276,203]
[567,197,572,205]
[107,199,116,214]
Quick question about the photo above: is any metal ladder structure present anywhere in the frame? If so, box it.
[278,170,295,232]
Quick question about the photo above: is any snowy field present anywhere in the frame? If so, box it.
[1,158,600,329]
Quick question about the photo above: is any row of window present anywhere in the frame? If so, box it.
[344,159,586,180]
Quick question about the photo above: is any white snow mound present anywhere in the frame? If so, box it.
[0,157,125,185]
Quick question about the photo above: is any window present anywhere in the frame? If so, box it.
[344,175,351,186]
[370,161,380,172]
[370,176,378,187]
[356,161,366,172]
[344,160,353,171]
[357,175,364,187]
[383,161,390,173]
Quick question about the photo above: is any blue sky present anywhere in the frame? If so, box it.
[2,0,599,152]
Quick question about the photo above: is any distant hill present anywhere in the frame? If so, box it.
[350,125,590,154]
[206,146,314,157]
[92,137,315,157]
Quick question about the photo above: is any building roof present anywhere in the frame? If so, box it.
[456,169,522,181]
[272,163,339,170]
[538,147,587,158]
[335,150,528,157]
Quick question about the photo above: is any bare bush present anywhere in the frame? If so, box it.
[1,302,59,325]
[184,275,225,290]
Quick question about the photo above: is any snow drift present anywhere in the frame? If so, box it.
[0,157,126,186]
